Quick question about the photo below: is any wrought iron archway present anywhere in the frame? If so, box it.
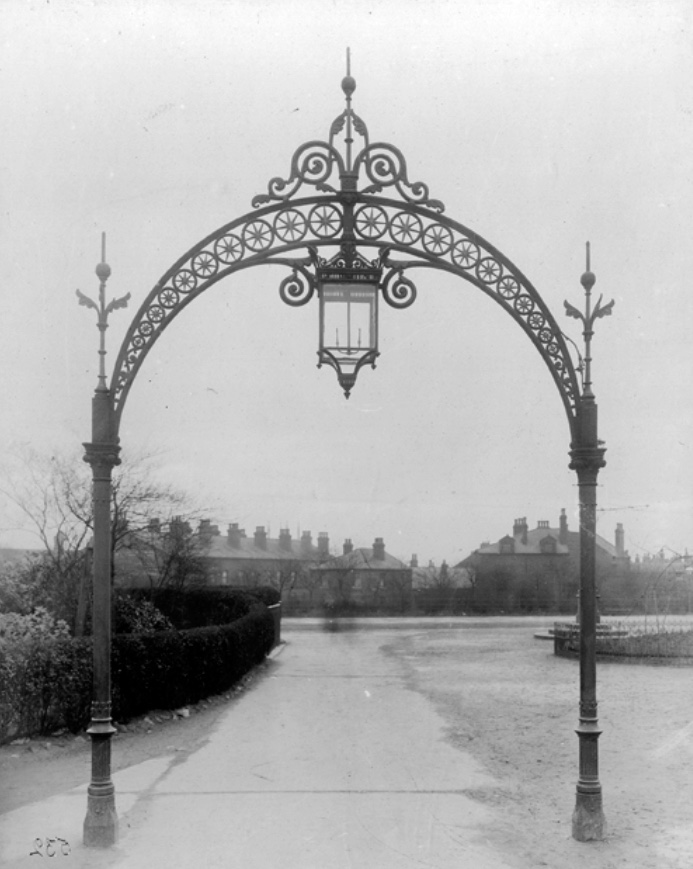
[80,59,613,847]
[109,86,583,437]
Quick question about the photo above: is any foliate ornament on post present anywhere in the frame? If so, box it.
[564,242,615,401]
[77,233,131,398]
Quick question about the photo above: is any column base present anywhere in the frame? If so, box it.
[83,787,118,847]
[572,790,606,841]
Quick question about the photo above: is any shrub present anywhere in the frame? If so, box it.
[113,592,175,634]
[0,598,274,742]
[0,609,82,741]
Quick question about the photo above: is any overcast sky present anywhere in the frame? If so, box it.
[1,0,691,567]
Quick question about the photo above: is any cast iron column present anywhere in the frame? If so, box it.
[82,385,120,846]
[564,245,612,841]
[569,396,606,841]
[77,239,128,847]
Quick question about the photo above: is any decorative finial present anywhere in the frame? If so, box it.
[580,241,595,291]
[77,233,131,392]
[95,231,111,281]
[342,47,356,99]
[563,242,615,398]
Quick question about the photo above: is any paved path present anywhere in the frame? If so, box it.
[0,623,521,869]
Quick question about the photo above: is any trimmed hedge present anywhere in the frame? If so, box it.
[127,587,260,629]
[0,602,274,743]
[112,604,274,720]
[241,586,281,607]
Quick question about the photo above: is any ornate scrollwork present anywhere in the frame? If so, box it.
[251,75,444,211]
[382,269,417,309]
[279,269,315,307]
[356,144,444,212]
[252,142,343,207]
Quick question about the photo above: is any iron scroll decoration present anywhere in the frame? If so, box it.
[109,72,582,440]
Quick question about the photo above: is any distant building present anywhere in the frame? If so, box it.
[457,509,630,611]
[202,523,329,587]
[314,537,412,610]
[114,520,414,610]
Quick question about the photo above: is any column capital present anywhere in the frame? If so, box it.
[569,444,606,477]
[82,441,121,470]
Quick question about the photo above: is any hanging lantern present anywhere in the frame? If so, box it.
[317,249,380,398]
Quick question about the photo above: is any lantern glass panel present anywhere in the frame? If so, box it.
[320,283,377,362]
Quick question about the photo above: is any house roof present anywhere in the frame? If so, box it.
[477,527,570,556]
[473,525,618,558]
[320,548,410,572]
[205,536,322,563]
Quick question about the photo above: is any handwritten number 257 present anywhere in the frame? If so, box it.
[30,838,71,857]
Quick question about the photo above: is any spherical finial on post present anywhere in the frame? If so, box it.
[342,47,356,98]
[96,232,111,282]
[580,241,595,291]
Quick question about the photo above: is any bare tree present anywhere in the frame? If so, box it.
[124,516,210,596]
[0,447,210,632]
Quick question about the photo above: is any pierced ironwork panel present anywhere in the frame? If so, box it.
[347,197,581,425]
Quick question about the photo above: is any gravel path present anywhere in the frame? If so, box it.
[380,619,693,868]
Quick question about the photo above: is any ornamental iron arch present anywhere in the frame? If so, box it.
[79,57,613,848]
[109,76,583,437]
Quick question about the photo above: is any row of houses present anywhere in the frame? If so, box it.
[164,522,415,609]
[2,509,646,613]
[116,509,633,611]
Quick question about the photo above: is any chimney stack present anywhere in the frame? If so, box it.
[615,523,625,558]
[148,518,161,535]
[343,538,353,555]
[373,537,385,560]
[227,523,242,548]
[254,526,268,550]
[198,519,214,545]
[318,532,330,557]
[279,528,292,552]
[300,531,313,555]
[513,518,528,545]
[411,554,418,568]
[559,508,569,544]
